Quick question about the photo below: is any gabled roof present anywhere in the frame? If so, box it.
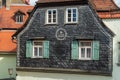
[0,5,33,28]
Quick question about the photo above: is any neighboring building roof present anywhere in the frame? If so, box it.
[90,0,119,11]
[37,0,80,3]
[89,0,120,18]
[0,4,33,53]
[0,30,16,52]
[0,5,33,28]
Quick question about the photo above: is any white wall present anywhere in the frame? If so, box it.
[17,71,112,80]
[0,54,16,79]
[103,19,120,80]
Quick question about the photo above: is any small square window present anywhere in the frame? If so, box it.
[46,9,57,24]
[15,15,23,23]
[66,8,78,23]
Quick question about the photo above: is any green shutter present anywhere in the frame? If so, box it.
[26,41,33,58]
[71,41,79,59]
[92,41,99,60]
[43,41,49,58]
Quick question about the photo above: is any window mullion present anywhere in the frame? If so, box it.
[71,9,73,22]
[51,10,53,23]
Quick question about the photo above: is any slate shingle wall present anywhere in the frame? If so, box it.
[17,5,113,74]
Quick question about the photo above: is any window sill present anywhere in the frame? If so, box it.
[64,22,78,25]
[16,22,23,24]
[44,23,59,26]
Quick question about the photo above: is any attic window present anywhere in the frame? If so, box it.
[14,10,25,24]
[66,8,78,23]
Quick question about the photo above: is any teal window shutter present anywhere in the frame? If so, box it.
[26,41,33,58]
[43,41,49,58]
[92,41,99,60]
[71,41,79,59]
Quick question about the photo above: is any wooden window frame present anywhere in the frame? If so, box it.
[33,40,43,58]
[46,9,57,24]
[79,41,92,60]
[15,14,23,23]
[66,8,78,24]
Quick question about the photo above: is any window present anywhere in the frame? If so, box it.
[66,8,78,23]
[26,40,49,58]
[33,41,43,58]
[15,15,23,23]
[79,41,92,60]
[46,9,57,24]
[71,41,99,60]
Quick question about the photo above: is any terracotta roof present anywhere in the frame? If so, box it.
[0,5,33,52]
[0,30,16,52]
[90,0,119,11]
[89,0,120,18]
[0,5,33,28]
[37,0,84,3]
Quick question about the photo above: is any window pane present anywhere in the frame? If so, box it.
[53,15,56,18]
[53,10,56,14]
[87,48,91,58]
[68,14,71,18]
[73,13,76,18]
[39,47,42,56]
[48,15,51,19]
[73,18,76,22]
[81,48,85,58]
[73,9,76,14]
[53,19,56,22]
[48,11,51,14]
[68,18,71,22]
[34,47,38,56]
[68,9,71,14]
[48,19,51,23]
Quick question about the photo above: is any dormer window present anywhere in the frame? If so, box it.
[15,14,23,23]
[14,10,25,24]
[46,9,57,24]
[66,8,78,23]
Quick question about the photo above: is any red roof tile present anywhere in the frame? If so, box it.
[0,5,33,28]
[90,0,119,11]
[0,30,16,52]
[37,0,79,3]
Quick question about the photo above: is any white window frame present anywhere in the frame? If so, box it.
[33,40,43,58]
[79,41,92,60]
[46,9,57,24]
[66,8,78,23]
[16,15,23,23]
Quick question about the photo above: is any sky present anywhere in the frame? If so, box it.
[29,0,120,7]
[114,0,120,7]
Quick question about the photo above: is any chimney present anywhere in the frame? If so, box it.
[6,0,11,10]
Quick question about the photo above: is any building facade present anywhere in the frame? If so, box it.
[0,0,33,79]
[14,0,114,80]
[91,0,120,80]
